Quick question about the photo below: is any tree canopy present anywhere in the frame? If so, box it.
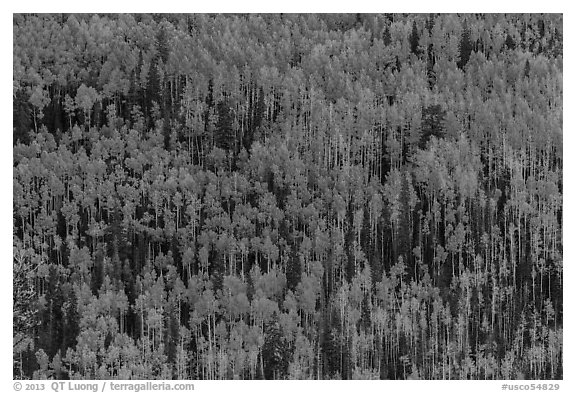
[13,13,562,380]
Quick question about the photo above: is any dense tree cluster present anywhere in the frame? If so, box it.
[13,13,562,380]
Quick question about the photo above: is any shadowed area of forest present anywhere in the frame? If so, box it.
[13,13,562,380]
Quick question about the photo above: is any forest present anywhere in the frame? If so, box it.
[13,13,562,380]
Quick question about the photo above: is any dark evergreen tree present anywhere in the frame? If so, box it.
[13,89,32,144]
[409,21,420,56]
[37,266,66,358]
[215,100,235,152]
[13,246,37,358]
[524,59,531,78]
[538,18,545,38]
[420,105,446,148]
[394,55,401,73]
[254,86,265,131]
[204,78,214,133]
[321,323,341,377]
[286,249,301,292]
[147,59,161,110]
[427,61,436,90]
[398,174,412,268]
[383,26,391,46]
[156,25,170,65]
[129,50,145,112]
[244,86,264,151]
[91,245,106,294]
[60,283,79,354]
[457,20,473,70]
[505,33,516,50]
[165,302,180,366]
[262,316,290,379]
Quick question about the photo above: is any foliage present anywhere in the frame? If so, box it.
[13,13,562,380]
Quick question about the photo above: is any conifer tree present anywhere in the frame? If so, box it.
[420,104,446,148]
[523,59,531,78]
[457,20,473,70]
[409,21,420,56]
[215,100,235,152]
[262,316,290,379]
[505,34,516,51]
[383,26,391,46]
[147,59,161,110]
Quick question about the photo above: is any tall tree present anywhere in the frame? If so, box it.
[457,19,473,70]
[409,20,420,56]
[420,104,446,148]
